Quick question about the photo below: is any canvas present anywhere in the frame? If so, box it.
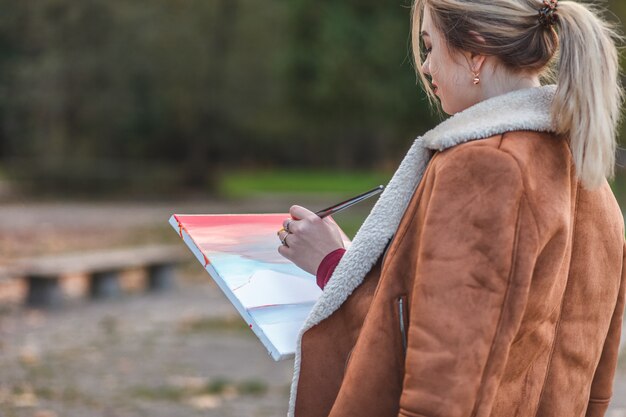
[170,214,349,360]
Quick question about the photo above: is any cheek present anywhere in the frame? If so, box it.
[429,58,454,97]
[437,64,474,114]
[432,56,463,88]
[428,54,443,80]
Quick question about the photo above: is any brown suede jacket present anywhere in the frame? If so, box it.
[288,86,626,417]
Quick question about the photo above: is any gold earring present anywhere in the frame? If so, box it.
[472,71,480,85]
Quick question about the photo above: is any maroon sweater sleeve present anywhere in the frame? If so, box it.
[316,248,346,290]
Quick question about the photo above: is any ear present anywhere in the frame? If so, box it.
[467,30,487,73]
[469,52,487,73]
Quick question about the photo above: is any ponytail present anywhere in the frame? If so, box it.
[553,1,624,189]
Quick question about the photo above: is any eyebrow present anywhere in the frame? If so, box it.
[420,31,430,38]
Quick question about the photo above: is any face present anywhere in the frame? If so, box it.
[420,6,481,115]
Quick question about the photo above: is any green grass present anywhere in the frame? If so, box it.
[218,169,391,198]
[130,377,268,402]
[216,169,386,238]
[332,209,368,239]
[236,379,268,395]
[203,377,232,394]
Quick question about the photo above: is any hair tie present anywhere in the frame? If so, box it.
[538,0,559,28]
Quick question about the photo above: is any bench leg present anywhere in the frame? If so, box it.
[90,271,121,299]
[26,276,63,308]
[148,264,176,292]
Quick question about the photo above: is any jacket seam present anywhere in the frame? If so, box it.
[499,132,541,240]
[533,181,581,417]
[399,408,427,417]
[469,192,524,417]
[585,241,625,407]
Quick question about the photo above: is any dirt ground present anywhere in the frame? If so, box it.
[0,198,307,417]
[0,280,294,417]
[0,200,625,417]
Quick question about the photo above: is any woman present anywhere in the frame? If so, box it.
[278,0,626,416]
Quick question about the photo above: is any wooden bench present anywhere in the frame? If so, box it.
[9,245,187,308]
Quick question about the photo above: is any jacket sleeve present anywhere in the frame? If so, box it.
[398,146,540,417]
[585,241,626,417]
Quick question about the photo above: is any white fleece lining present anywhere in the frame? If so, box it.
[287,85,557,416]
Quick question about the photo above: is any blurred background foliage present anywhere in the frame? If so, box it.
[0,0,624,198]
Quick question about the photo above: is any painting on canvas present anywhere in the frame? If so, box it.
[170,214,348,360]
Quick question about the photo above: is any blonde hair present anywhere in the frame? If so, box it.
[411,0,624,189]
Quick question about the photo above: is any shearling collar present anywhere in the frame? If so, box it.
[423,84,556,151]
[288,84,557,416]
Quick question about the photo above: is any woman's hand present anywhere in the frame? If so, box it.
[277,205,345,276]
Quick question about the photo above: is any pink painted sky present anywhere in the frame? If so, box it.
[174,214,289,264]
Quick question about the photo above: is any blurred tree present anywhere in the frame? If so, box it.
[0,0,623,195]
[285,0,435,169]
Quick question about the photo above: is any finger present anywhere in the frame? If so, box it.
[278,244,288,257]
[278,244,293,260]
[323,215,337,226]
[289,205,317,221]
[285,219,301,234]
[283,233,290,248]
[283,218,297,233]
[279,230,299,249]
[322,217,342,232]
[277,230,289,244]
